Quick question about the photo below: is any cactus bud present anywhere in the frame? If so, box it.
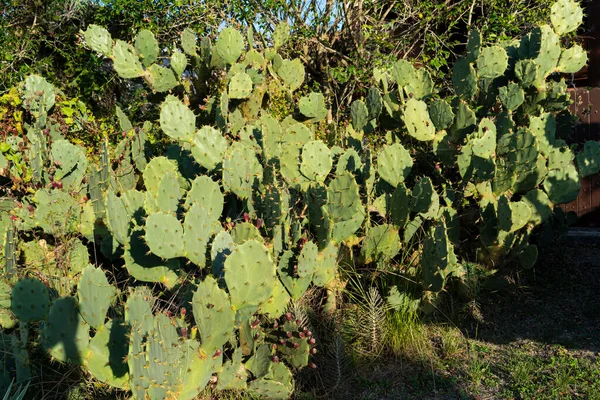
[279,339,286,345]
[256,218,263,229]
[244,212,249,222]
[295,319,302,326]
[272,344,278,351]
[299,332,305,338]
[308,338,316,345]
[272,355,279,363]
[286,331,293,338]
[253,332,260,340]
[213,349,222,358]
[308,362,317,369]
[273,321,279,329]
[285,313,293,321]
[180,307,186,317]
[251,319,260,328]
[293,342,300,349]
[180,327,188,339]
[9,215,18,222]
[306,331,312,337]
[310,347,317,355]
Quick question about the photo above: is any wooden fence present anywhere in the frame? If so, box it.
[561,87,600,226]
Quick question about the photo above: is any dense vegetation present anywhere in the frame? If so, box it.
[0,0,597,398]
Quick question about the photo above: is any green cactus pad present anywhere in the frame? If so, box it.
[351,100,369,131]
[278,250,311,301]
[170,49,187,76]
[134,29,159,67]
[216,27,245,65]
[42,296,90,364]
[390,183,411,228]
[224,239,276,310]
[185,176,223,218]
[144,212,184,259]
[124,229,179,288]
[547,139,575,170]
[231,222,262,244]
[300,140,332,182]
[515,60,539,87]
[470,118,497,159]
[336,148,363,176]
[390,59,416,87]
[476,46,508,79]
[33,189,81,234]
[403,98,435,141]
[410,177,439,219]
[377,143,413,187]
[576,140,600,177]
[183,203,213,267]
[551,0,583,35]
[465,29,482,62]
[160,95,196,141]
[125,290,154,335]
[211,230,236,280]
[143,157,180,196]
[82,24,112,56]
[77,265,116,329]
[146,64,178,92]
[277,59,305,91]
[11,278,50,322]
[366,87,382,120]
[216,346,248,390]
[229,72,253,99]
[422,221,459,292]
[190,126,228,171]
[499,82,525,111]
[429,99,454,131]
[297,241,318,279]
[313,242,338,286]
[112,40,144,78]
[326,173,365,243]
[299,93,327,121]
[529,112,556,156]
[557,44,587,73]
[156,170,182,214]
[223,142,263,200]
[192,276,235,353]
[405,68,434,100]
[51,140,88,190]
[362,224,401,264]
[259,278,291,316]
[452,58,478,99]
[181,28,197,56]
[84,320,129,389]
[543,165,580,204]
[533,25,561,81]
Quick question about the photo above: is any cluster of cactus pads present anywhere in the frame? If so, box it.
[0,0,599,396]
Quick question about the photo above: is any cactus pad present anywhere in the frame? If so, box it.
[377,143,413,187]
[192,276,235,353]
[160,95,196,141]
[11,278,50,322]
[224,239,275,310]
[144,212,185,259]
[77,265,116,329]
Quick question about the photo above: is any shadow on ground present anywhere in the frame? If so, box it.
[462,244,600,354]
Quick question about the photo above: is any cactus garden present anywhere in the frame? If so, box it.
[0,0,599,398]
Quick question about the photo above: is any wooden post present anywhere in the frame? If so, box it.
[588,0,600,87]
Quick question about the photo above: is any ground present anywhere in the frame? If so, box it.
[307,243,600,400]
